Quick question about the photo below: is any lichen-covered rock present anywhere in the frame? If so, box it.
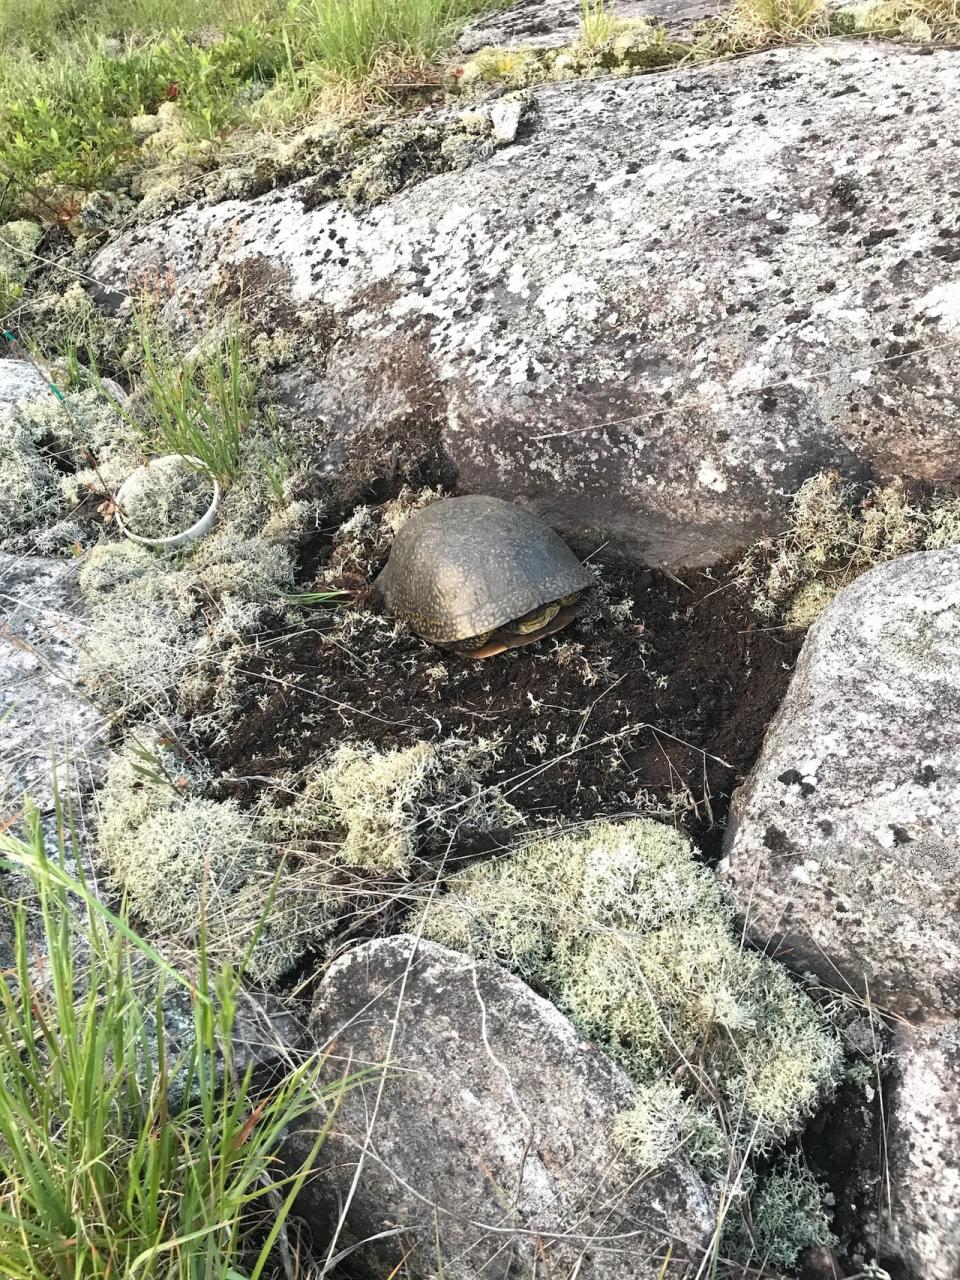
[0,359,47,411]
[90,43,960,566]
[282,935,714,1279]
[415,818,841,1164]
[457,0,716,49]
[721,547,960,1020]
[875,1022,960,1280]
[0,555,108,819]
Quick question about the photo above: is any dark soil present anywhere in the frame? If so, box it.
[203,552,801,860]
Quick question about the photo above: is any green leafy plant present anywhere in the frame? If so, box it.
[0,810,343,1280]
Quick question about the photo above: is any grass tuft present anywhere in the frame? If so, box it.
[0,808,341,1280]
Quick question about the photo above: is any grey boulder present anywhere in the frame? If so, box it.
[721,547,960,1021]
[0,554,108,819]
[283,935,714,1279]
[89,43,960,567]
[0,359,47,410]
[876,1022,960,1280]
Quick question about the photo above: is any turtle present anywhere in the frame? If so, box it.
[375,495,594,657]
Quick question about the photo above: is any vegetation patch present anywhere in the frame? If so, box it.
[0,813,339,1280]
[96,735,338,981]
[0,219,43,316]
[736,471,960,629]
[415,817,843,1259]
[286,738,523,874]
[0,385,142,554]
[748,1153,838,1268]
[415,818,842,1159]
[0,0,496,226]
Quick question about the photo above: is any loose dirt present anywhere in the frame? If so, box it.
[203,547,800,859]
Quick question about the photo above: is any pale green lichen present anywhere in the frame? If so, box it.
[736,472,960,628]
[0,219,42,315]
[748,1154,836,1267]
[285,739,523,875]
[0,386,143,552]
[614,1081,728,1177]
[97,737,337,982]
[416,819,842,1159]
[0,415,61,543]
[79,560,200,712]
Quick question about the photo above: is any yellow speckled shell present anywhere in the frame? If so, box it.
[375,495,593,643]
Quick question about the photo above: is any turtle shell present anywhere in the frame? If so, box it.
[375,495,594,645]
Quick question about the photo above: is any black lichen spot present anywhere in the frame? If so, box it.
[830,175,861,209]
[817,819,835,836]
[862,227,898,249]
[915,763,939,786]
[890,825,913,846]
[763,824,796,855]
[777,768,816,797]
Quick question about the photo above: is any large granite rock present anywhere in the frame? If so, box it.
[283,936,713,1279]
[876,1022,960,1280]
[90,44,960,566]
[0,554,108,819]
[721,547,960,1021]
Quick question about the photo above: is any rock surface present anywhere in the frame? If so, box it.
[456,0,721,49]
[876,1022,960,1280]
[283,935,714,1279]
[721,547,960,1021]
[90,43,960,566]
[0,554,108,819]
[0,359,48,409]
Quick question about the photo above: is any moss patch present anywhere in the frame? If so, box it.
[134,106,515,222]
[455,23,688,93]
[735,471,960,628]
[415,818,843,1163]
[96,736,337,982]
[284,739,523,875]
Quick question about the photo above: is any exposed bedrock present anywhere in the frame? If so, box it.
[91,42,960,566]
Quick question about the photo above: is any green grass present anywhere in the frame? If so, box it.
[296,0,493,78]
[579,0,618,49]
[90,325,254,488]
[0,810,342,1280]
[0,0,285,47]
[136,328,253,489]
[0,0,495,221]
